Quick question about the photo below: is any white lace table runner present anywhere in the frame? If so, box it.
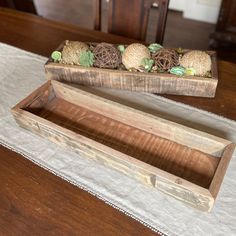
[0,43,236,236]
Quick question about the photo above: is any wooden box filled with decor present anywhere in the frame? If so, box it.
[45,40,218,97]
[11,80,235,212]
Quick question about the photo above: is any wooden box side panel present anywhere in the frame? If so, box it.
[210,51,219,80]
[51,80,230,157]
[12,80,54,110]
[45,63,218,97]
[11,109,214,212]
[209,143,235,198]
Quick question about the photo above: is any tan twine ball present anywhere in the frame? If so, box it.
[61,41,89,65]
[152,48,179,70]
[93,43,121,69]
[122,43,150,70]
[180,50,211,76]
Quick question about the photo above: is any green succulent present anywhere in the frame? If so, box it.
[148,43,163,53]
[169,66,185,76]
[176,47,184,54]
[79,51,94,67]
[51,51,62,62]
[141,58,154,72]
[117,45,125,54]
[184,67,196,76]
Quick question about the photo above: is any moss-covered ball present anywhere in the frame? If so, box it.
[122,43,150,70]
[61,41,89,65]
[180,50,211,76]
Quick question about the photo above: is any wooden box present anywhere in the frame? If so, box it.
[11,80,235,212]
[45,41,218,97]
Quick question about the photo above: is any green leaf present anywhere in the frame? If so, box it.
[51,51,62,62]
[79,51,94,67]
[141,58,154,72]
[118,45,125,54]
[169,66,185,76]
[148,43,163,53]
[176,47,184,54]
[184,67,196,76]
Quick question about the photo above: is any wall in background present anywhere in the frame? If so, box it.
[169,0,222,23]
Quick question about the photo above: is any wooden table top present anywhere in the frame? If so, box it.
[0,8,159,236]
[0,7,236,235]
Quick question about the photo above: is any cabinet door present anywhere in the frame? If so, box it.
[217,0,236,34]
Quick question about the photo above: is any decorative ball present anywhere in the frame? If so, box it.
[152,48,179,71]
[61,41,89,65]
[122,43,150,70]
[180,50,211,76]
[93,43,121,69]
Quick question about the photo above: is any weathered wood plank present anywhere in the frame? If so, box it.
[52,80,230,157]
[209,143,235,198]
[30,97,220,188]
[45,63,218,97]
[11,108,215,212]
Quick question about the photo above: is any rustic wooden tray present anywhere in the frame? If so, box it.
[45,41,218,97]
[11,80,234,212]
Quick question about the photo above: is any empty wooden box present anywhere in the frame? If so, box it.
[45,41,218,97]
[11,80,235,212]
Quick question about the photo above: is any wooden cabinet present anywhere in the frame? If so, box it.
[210,0,236,45]
[0,0,37,14]
[210,0,236,62]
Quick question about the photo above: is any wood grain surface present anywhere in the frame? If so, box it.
[0,7,160,236]
[11,80,234,212]
[163,60,236,120]
[0,7,236,235]
[25,96,219,188]
[0,8,235,120]
[46,42,218,98]
[0,145,157,236]
[46,53,218,97]
[0,7,136,57]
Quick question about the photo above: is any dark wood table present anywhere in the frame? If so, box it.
[0,7,236,236]
[0,8,159,236]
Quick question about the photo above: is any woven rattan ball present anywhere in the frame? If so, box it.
[180,50,211,76]
[93,43,121,69]
[122,43,150,70]
[152,48,179,71]
[61,41,89,65]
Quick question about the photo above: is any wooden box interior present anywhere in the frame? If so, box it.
[25,92,217,188]
[11,80,235,211]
